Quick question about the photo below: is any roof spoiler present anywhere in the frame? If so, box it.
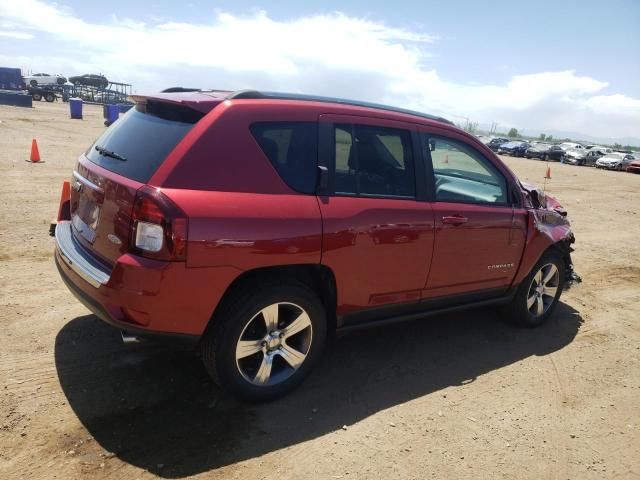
[161,87,202,93]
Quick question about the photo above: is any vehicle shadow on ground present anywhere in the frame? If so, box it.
[55,303,582,477]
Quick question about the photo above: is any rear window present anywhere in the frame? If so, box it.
[250,122,318,194]
[86,102,203,183]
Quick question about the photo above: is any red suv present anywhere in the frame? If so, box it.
[53,90,578,401]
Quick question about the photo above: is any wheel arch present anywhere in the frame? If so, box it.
[204,264,338,339]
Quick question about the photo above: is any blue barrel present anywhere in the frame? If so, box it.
[69,98,82,119]
[105,104,120,126]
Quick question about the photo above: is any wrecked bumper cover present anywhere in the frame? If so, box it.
[520,181,582,288]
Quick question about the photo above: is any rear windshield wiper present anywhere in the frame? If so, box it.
[95,145,127,161]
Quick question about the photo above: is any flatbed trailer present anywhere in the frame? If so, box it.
[28,85,61,102]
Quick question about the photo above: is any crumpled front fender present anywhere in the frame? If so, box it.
[512,208,578,288]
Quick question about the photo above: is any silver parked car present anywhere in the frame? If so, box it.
[563,149,588,166]
[595,153,636,171]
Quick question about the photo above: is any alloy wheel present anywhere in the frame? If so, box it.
[235,302,313,386]
[526,263,560,318]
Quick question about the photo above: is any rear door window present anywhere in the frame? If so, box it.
[86,103,203,183]
[250,122,318,194]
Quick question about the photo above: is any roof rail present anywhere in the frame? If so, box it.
[227,90,453,125]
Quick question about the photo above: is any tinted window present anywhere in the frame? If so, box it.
[424,135,508,205]
[333,124,415,198]
[250,122,318,194]
[86,103,202,183]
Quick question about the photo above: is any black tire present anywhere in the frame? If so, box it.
[44,93,55,103]
[29,80,37,87]
[542,154,548,161]
[32,92,42,101]
[504,250,565,328]
[56,77,65,85]
[201,281,327,402]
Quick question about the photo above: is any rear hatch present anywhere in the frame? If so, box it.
[69,95,218,267]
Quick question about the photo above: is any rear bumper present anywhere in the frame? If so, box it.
[55,221,110,288]
[54,253,198,343]
[54,222,239,337]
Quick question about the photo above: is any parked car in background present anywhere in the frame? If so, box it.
[498,141,527,156]
[23,73,66,87]
[595,153,636,170]
[51,89,578,401]
[626,159,640,174]
[563,149,589,166]
[512,141,532,157]
[582,149,607,166]
[487,137,510,151]
[544,145,568,161]
[585,145,612,153]
[525,143,552,159]
[69,74,109,89]
[560,142,584,152]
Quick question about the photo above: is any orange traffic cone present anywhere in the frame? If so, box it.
[544,166,551,179]
[27,138,42,163]
[57,180,71,222]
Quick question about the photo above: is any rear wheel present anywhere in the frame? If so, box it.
[201,281,327,402]
[505,250,565,328]
[44,93,55,102]
[32,92,42,101]
[29,80,37,87]
[56,77,65,85]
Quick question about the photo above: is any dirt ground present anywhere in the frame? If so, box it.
[0,101,638,480]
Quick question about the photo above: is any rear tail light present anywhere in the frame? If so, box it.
[131,186,188,261]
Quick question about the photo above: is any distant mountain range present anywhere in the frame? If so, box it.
[477,124,640,147]
[524,129,640,147]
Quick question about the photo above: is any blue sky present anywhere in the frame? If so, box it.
[1,0,639,141]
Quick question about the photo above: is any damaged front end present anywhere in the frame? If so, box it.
[519,182,582,288]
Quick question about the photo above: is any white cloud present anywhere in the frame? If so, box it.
[0,0,638,140]
[0,30,33,39]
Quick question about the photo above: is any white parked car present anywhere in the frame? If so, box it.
[560,142,584,151]
[595,153,636,171]
[23,73,67,87]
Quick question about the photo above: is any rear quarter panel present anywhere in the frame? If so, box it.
[164,189,323,270]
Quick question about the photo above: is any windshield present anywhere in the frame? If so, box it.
[86,103,203,183]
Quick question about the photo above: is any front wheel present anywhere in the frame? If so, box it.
[504,250,565,328]
[44,93,55,102]
[201,282,327,402]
